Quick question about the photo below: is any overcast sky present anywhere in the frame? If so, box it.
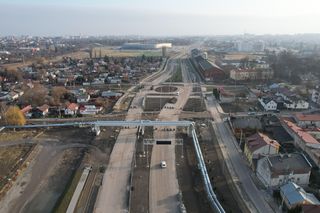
[1,0,320,36]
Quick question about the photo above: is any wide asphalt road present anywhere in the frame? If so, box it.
[149,84,192,213]
[94,96,142,213]
[206,95,274,213]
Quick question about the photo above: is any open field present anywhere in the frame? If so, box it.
[1,51,89,71]
[223,53,262,61]
[130,126,153,213]
[92,47,162,57]
[0,126,119,213]
[220,101,260,113]
[198,122,244,212]
[183,97,206,112]
[0,130,39,143]
[0,145,34,191]
[176,132,211,213]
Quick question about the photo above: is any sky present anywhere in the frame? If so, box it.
[1,0,320,36]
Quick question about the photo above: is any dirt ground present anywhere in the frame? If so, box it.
[183,98,206,112]
[0,126,119,213]
[155,85,178,93]
[220,101,260,113]
[176,132,212,213]
[198,123,244,213]
[0,130,39,143]
[130,126,153,213]
[144,97,175,111]
[0,144,34,191]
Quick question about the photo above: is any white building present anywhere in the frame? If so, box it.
[79,105,102,115]
[77,94,90,103]
[311,88,320,104]
[284,99,309,110]
[64,103,79,115]
[275,88,309,110]
[230,68,273,81]
[259,97,278,111]
[256,153,312,188]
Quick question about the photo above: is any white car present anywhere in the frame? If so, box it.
[160,161,167,168]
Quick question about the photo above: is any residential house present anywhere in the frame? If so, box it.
[101,90,122,99]
[79,105,102,115]
[77,94,90,103]
[31,104,50,118]
[275,87,309,110]
[259,97,278,111]
[280,182,320,210]
[20,105,33,118]
[281,119,320,166]
[311,88,320,105]
[8,91,19,101]
[0,91,9,101]
[244,132,280,169]
[230,68,273,81]
[284,97,309,110]
[64,103,79,115]
[256,153,312,188]
[294,113,320,128]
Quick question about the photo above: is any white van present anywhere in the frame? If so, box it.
[160,161,167,168]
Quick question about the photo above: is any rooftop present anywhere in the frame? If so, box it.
[295,113,320,122]
[283,119,319,145]
[267,153,312,174]
[246,132,280,153]
[280,182,320,206]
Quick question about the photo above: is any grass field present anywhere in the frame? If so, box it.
[1,51,89,71]
[223,53,261,61]
[0,145,34,189]
[0,131,36,143]
[92,47,162,57]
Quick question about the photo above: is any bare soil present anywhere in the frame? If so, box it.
[0,144,34,191]
[175,132,212,213]
[130,126,153,213]
[155,86,178,93]
[0,126,120,213]
[220,101,259,113]
[183,98,206,112]
[198,124,244,213]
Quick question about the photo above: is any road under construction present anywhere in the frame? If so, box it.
[3,119,225,213]
[0,48,274,213]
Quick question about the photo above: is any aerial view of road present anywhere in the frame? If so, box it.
[2,24,319,213]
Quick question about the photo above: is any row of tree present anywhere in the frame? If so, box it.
[266,51,320,84]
